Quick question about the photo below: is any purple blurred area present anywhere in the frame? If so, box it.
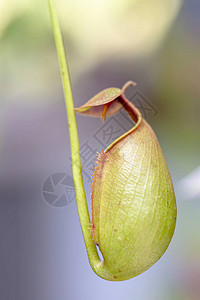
[0,1,200,300]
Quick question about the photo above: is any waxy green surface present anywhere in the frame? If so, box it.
[92,119,176,280]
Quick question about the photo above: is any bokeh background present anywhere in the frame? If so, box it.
[0,0,200,299]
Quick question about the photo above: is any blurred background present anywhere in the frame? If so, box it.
[0,0,200,299]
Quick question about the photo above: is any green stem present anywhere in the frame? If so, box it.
[47,0,111,279]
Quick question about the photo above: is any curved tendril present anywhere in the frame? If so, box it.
[47,0,106,279]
